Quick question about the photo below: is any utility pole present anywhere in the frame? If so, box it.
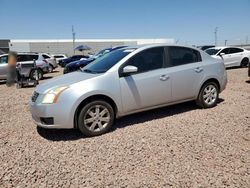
[72,25,76,55]
[246,36,248,44]
[214,27,218,46]
[224,40,228,46]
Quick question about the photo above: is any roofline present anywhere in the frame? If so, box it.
[10,38,174,43]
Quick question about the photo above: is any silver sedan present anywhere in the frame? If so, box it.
[29,44,227,136]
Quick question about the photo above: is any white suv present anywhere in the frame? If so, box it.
[205,47,250,68]
[41,53,58,72]
[0,53,50,80]
[51,54,67,63]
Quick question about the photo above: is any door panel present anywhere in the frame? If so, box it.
[119,68,171,113]
[170,62,204,101]
[119,47,171,113]
[167,46,204,101]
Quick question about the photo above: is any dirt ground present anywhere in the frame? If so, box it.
[0,67,249,187]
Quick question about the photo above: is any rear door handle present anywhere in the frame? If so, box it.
[159,75,169,81]
[194,67,203,73]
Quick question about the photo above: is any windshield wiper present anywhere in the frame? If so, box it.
[82,69,104,74]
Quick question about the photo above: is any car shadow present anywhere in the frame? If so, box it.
[0,81,6,85]
[37,98,224,141]
[51,70,60,73]
[37,127,84,141]
[42,76,53,80]
[226,66,247,70]
[112,99,224,131]
[246,80,250,84]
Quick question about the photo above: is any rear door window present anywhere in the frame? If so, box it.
[168,47,201,66]
[228,48,243,54]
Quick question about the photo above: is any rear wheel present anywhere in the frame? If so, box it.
[30,69,43,80]
[196,82,219,108]
[241,58,249,68]
[48,64,54,73]
[78,100,115,137]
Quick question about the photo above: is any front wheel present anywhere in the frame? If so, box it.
[196,82,219,108]
[78,100,115,137]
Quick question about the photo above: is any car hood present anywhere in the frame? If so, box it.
[36,71,98,94]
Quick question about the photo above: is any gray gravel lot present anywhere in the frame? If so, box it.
[0,68,249,187]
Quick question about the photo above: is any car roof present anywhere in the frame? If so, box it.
[121,43,201,51]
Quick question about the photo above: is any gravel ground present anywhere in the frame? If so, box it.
[0,67,249,188]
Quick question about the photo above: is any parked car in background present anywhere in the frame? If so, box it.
[197,45,215,51]
[51,54,67,63]
[64,46,127,74]
[205,47,250,68]
[41,53,58,72]
[0,53,49,80]
[58,55,89,67]
[248,64,250,77]
[30,44,227,137]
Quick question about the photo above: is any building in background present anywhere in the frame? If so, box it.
[8,39,175,56]
[0,39,10,54]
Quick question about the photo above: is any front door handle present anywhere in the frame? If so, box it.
[159,75,169,81]
[194,67,203,73]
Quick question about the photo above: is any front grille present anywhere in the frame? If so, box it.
[31,91,39,102]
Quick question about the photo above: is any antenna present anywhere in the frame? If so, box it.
[214,27,218,46]
[72,25,76,55]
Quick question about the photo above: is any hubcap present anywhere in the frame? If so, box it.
[203,85,217,105]
[84,105,111,132]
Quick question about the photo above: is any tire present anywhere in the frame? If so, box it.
[241,58,249,68]
[196,82,219,108]
[78,100,115,137]
[30,69,43,80]
[48,64,54,73]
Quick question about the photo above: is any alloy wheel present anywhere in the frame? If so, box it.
[203,84,218,105]
[83,105,111,132]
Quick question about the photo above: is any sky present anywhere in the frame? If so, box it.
[0,0,250,45]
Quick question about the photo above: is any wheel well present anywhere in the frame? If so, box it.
[73,95,117,128]
[242,57,249,61]
[201,78,220,92]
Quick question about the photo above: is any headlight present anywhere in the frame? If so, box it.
[42,86,69,104]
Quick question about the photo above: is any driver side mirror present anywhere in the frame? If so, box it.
[219,53,225,56]
[122,65,138,76]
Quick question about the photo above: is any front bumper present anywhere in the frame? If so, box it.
[29,97,74,129]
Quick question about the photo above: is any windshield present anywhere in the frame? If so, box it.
[205,48,221,55]
[82,48,135,73]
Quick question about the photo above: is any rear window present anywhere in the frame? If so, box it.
[42,54,51,59]
[168,47,201,66]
